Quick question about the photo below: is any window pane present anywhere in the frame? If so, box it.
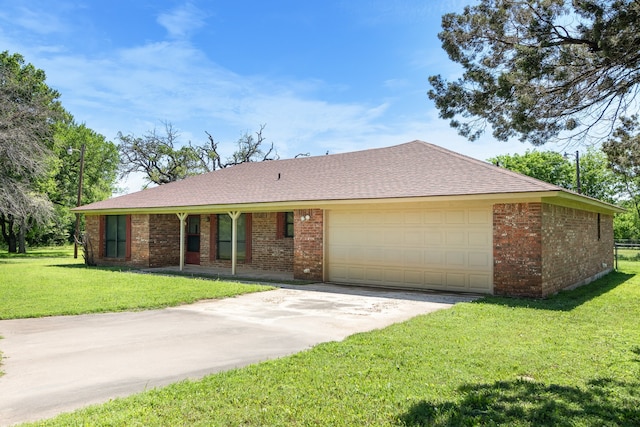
[105,215,127,258]
[217,214,247,260]
[218,242,231,260]
[106,216,118,240]
[187,235,200,252]
[188,216,200,234]
[106,241,116,258]
[237,215,246,240]
[117,240,126,258]
[117,216,126,239]
[285,212,294,237]
[218,215,231,240]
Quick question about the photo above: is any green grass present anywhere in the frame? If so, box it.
[616,247,640,261]
[23,261,640,426]
[0,247,271,319]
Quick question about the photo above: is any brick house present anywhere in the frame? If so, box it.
[75,141,622,298]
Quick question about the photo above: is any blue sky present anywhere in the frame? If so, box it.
[0,0,560,192]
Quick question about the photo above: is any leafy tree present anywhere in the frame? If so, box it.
[578,147,621,204]
[602,115,640,238]
[27,119,119,246]
[489,150,574,188]
[0,51,64,252]
[119,123,277,187]
[488,148,620,201]
[428,0,640,145]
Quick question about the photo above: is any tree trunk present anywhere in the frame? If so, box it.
[1,213,18,253]
[7,220,17,253]
[18,217,26,253]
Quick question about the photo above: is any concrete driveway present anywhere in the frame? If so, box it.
[0,284,476,426]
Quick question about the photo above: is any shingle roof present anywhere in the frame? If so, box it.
[75,140,572,212]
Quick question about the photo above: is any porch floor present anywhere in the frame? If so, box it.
[142,265,296,283]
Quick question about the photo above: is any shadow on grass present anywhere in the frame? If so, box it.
[49,263,140,272]
[477,270,635,312]
[399,377,640,426]
[0,249,73,259]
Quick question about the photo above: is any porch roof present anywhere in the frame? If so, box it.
[75,140,622,214]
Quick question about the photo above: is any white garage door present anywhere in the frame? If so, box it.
[327,206,493,293]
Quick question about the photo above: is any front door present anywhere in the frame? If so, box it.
[185,215,200,265]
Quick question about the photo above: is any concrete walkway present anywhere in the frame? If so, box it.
[0,284,476,426]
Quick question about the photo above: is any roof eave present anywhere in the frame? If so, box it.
[73,190,622,215]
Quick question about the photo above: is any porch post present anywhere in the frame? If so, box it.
[176,213,188,271]
[228,211,241,275]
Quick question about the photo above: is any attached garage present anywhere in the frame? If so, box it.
[326,203,493,293]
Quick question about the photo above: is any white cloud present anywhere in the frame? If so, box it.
[157,3,206,39]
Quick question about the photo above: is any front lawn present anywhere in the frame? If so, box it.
[25,261,640,426]
[0,247,271,319]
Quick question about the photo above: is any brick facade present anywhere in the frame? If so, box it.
[494,202,613,298]
[493,203,543,297]
[293,209,324,281]
[85,202,612,298]
[541,205,613,296]
[148,214,180,267]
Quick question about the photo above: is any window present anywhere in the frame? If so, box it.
[285,211,294,237]
[187,216,200,252]
[277,211,294,239]
[597,213,601,241]
[105,215,127,258]
[217,214,246,260]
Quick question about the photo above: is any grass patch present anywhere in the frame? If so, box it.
[0,247,271,320]
[25,261,640,426]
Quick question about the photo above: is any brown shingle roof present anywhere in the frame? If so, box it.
[76,140,569,212]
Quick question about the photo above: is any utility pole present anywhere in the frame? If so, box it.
[68,144,86,259]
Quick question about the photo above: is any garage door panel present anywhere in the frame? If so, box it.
[384,230,402,245]
[327,207,493,293]
[445,210,465,224]
[469,231,490,246]
[446,273,467,288]
[425,231,443,245]
[424,211,443,224]
[404,231,423,246]
[404,270,424,285]
[403,249,423,267]
[469,252,490,267]
[469,274,492,290]
[425,271,444,286]
[468,209,490,224]
[384,248,404,264]
[446,231,465,246]
[425,251,444,266]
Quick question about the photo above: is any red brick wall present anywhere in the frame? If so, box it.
[493,203,543,297]
[249,212,293,272]
[541,205,613,295]
[293,209,324,281]
[494,202,614,298]
[129,214,149,266]
[148,214,180,267]
[84,215,100,262]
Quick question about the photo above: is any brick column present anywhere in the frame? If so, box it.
[293,209,323,281]
[493,203,543,297]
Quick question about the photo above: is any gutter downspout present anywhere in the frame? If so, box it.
[228,211,241,275]
[176,213,188,271]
